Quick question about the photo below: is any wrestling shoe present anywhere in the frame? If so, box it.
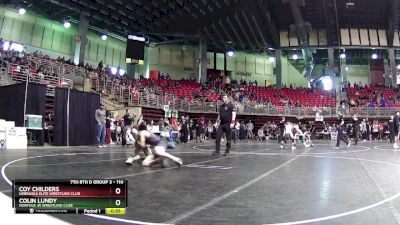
[125,156,134,166]
[223,149,230,156]
[160,159,166,168]
[175,158,183,168]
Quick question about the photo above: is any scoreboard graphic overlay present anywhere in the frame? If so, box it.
[12,179,127,214]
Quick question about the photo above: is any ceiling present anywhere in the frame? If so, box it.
[4,0,400,52]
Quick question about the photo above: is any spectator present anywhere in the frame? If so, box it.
[240,76,247,86]
[207,120,213,139]
[246,120,254,139]
[95,103,107,148]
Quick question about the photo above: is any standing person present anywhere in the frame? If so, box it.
[278,117,286,149]
[372,120,379,140]
[207,120,213,139]
[115,119,123,144]
[239,121,246,140]
[180,116,189,143]
[365,118,371,141]
[334,115,351,148]
[212,94,236,156]
[122,109,134,146]
[196,117,206,142]
[189,119,196,141]
[95,103,107,148]
[394,112,400,148]
[158,118,165,132]
[246,120,254,140]
[284,121,296,150]
[123,109,134,127]
[389,116,396,144]
[352,114,359,145]
[105,111,112,145]
[360,119,367,141]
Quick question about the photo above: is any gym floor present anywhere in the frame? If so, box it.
[1,140,400,225]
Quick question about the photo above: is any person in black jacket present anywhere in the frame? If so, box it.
[123,109,134,127]
[394,112,399,148]
[180,116,189,143]
[352,114,359,145]
[334,115,351,148]
[239,121,246,140]
[366,118,371,141]
[389,116,396,144]
[278,117,286,149]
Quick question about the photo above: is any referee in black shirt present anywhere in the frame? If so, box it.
[123,109,134,127]
[394,112,399,148]
[213,94,236,156]
[334,115,350,148]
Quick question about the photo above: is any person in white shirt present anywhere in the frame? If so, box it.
[372,121,379,140]
[95,103,107,148]
[246,120,254,140]
[207,120,213,139]
[282,121,296,150]
[360,119,367,141]
[257,128,265,141]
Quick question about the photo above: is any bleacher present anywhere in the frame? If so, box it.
[0,46,339,115]
[347,86,398,107]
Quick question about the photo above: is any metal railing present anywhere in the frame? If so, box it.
[348,107,398,117]
[123,92,399,118]
[1,63,73,96]
[80,70,400,118]
[27,56,87,84]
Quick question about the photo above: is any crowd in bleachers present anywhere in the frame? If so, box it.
[6,37,400,111]
[0,38,335,108]
[341,81,400,108]
[112,76,337,109]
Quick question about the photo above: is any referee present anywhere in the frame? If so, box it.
[213,94,236,156]
[334,114,350,148]
[394,112,399,148]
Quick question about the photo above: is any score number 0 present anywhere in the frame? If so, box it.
[115,187,122,206]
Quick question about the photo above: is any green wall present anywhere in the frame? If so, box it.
[346,64,370,86]
[143,44,277,85]
[281,57,309,87]
[139,44,199,79]
[334,64,371,89]
[226,52,275,86]
[0,6,126,69]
